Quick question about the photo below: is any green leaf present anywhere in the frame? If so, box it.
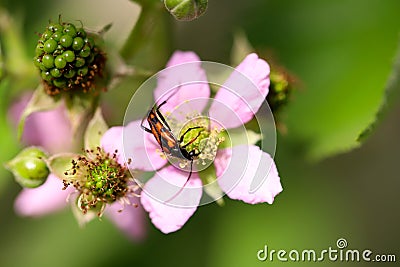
[357,44,400,142]
[84,107,108,152]
[64,93,98,140]
[17,84,61,140]
[250,1,400,161]
[198,164,225,206]
[47,153,81,182]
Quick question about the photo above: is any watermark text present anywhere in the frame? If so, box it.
[257,238,396,263]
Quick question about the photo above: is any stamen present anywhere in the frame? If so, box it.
[63,147,139,215]
[177,114,225,166]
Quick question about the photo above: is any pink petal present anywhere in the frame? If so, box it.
[106,198,147,242]
[9,93,72,154]
[101,120,167,171]
[165,51,200,68]
[209,53,270,129]
[154,51,210,117]
[140,165,203,234]
[101,126,125,164]
[14,174,74,216]
[214,145,282,204]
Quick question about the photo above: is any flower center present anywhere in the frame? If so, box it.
[167,114,225,170]
[65,148,137,215]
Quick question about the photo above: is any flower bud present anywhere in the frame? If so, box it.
[5,147,49,188]
[267,67,296,113]
[164,0,208,21]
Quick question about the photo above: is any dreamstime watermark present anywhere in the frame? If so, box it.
[257,238,396,263]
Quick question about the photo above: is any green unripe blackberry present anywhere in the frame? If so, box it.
[60,35,73,48]
[42,54,55,69]
[72,37,84,51]
[54,55,66,69]
[34,18,106,96]
[43,39,57,53]
[52,31,63,42]
[75,57,85,67]
[41,70,52,81]
[48,23,63,33]
[63,50,75,62]
[64,68,76,78]
[50,68,62,78]
[33,57,42,68]
[79,44,91,58]
[76,28,87,38]
[40,30,53,42]
[63,23,77,37]
[53,78,67,88]
[84,37,95,48]
[35,43,44,56]
[77,66,88,76]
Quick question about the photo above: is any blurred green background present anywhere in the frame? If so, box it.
[0,0,399,266]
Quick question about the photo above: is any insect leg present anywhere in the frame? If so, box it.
[181,127,204,149]
[140,111,152,133]
[192,150,202,157]
[179,126,203,142]
[142,93,173,133]
[155,104,172,131]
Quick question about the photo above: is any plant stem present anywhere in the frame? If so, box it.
[120,1,165,61]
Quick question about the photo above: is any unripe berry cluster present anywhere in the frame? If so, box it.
[33,20,106,95]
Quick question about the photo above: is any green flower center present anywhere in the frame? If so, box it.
[168,114,225,169]
[66,148,136,215]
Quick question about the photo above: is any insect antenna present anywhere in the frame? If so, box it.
[156,85,182,108]
[164,159,194,204]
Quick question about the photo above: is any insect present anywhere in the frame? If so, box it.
[141,92,204,202]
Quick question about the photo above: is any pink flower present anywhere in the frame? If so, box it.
[113,51,283,234]
[9,93,74,216]
[14,174,75,216]
[9,94,146,241]
[8,93,73,154]
[14,171,147,241]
